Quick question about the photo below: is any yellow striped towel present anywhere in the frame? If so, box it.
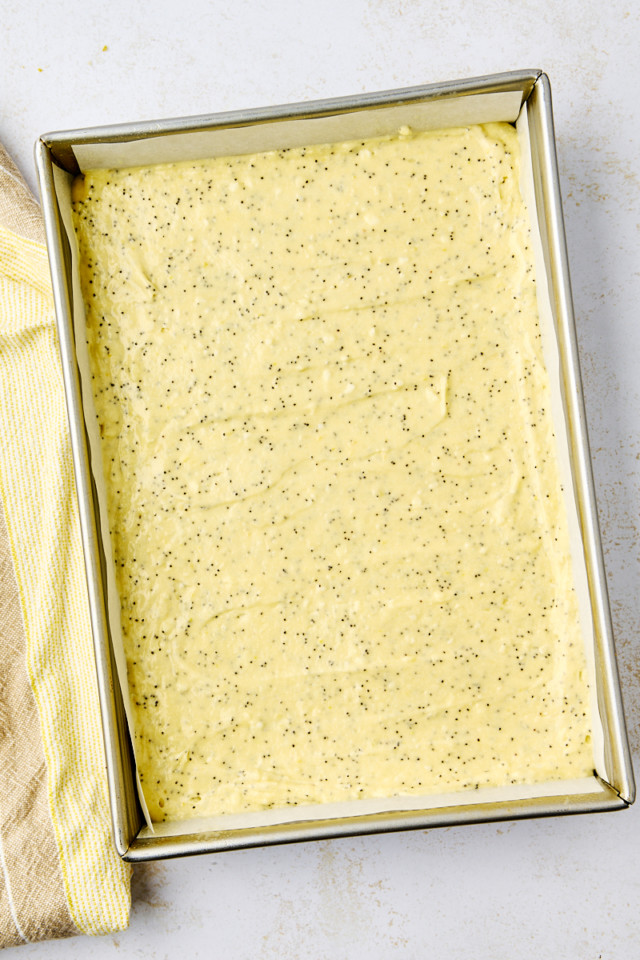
[0,142,130,946]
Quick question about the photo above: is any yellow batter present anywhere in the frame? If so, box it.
[72,122,594,823]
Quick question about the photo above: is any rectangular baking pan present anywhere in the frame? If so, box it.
[35,69,635,861]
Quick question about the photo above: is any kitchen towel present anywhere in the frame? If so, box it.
[0,142,130,948]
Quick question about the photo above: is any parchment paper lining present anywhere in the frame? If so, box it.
[72,92,522,170]
[142,776,608,838]
[53,163,152,828]
[54,89,606,835]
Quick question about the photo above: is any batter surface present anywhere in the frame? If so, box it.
[72,123,594,822]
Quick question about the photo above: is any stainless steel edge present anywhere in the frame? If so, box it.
[123,787,626,862]
[525,75,635,804]
[35,69,633,862]
[34,139,142,855]
[39,69,542,169]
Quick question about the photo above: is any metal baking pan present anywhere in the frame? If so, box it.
[35,69,635,861]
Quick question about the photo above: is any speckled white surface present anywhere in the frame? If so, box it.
[2,2,639,957]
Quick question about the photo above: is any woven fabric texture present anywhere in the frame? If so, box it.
[0,142,130,947]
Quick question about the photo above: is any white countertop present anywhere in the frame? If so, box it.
[2,2,639,957]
